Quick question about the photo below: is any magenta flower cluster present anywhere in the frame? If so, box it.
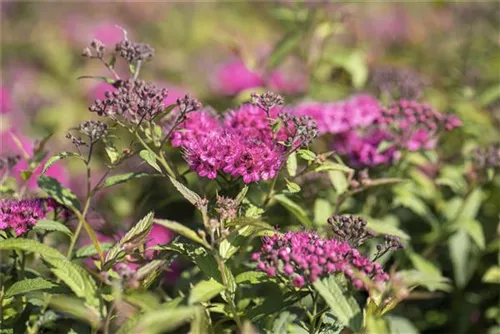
[0,198,64,236]
[251,231,389,290]
[289,94,381,135]
[170,104,288,183]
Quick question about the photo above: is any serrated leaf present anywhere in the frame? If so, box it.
[297,149,316,161]
[189,279,225,305]
[104,211,155,267]
[313,276,362,331]
[33,219,73,238]
[367,218,410,241]
[47,258,99,308]
[133,306,200,333]
[408,252,441,277]
[154,219,210,249]
[235,186,249,206]
[75,242,113,258]
[98,172,156,190]
[286,152,297,177]
[37,176,81,210]
[140,149,162,173]
[398,270,451,292]
[328,170,348,195]
[5,278,56,297]
[461,189,483,219]
[169,176,203,207]
[43,152,83,174]
[274,194,313,228]
[0,238,65,259]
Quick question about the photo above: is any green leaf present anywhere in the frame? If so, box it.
[408,252,441,277]
[328,170,348,195]
[398,270,451,292]
[449,229,471,288]
[314,199,333,226]
[169,176,203,207]
[160,242,225,286]
[154,219,210,249]
[367,218,410,241]
[76,75,115,84]
[43,152,83,174]
[274,194,313,228]
[133,306,200,333]
[98,172,157,190]
[286,152,297,177]
[272,311,297,334]
[313,276,362,331]
[105,145,120,164]
[5,278,56,297]
[37,176,81,210]
[461,189,483,219]
[235,271,268,284]
[189,279,225,305]
[297,149,316,161]
[465,219,485,249]
[49,295,100,329]
[314,161,352,173]
[104,211,155,267]
[267,31,302,68]
[33,219,73,238]
[387,316,420,334]
[235,185,249,206]
[47,258,99,308]
[140,150,162,173]
[125,292,162,312]
[482,266,500,284]
[285,178,301,193]
[75,242,113,258]
[0,238,65,259]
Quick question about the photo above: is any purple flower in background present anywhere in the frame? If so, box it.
[214,59,264,96]
[65,18,125,46]
[290,94,381,135]
[0,86,12,114]
[333,130,397,168]
[0,198,66,236]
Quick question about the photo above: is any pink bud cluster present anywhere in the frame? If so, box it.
[170,103,289,184]
[252,231,389,290]
[289,94,381,135]
[375,99,462,151]
[0,198,65,236]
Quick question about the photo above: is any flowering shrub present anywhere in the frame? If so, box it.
[1,3,499,334]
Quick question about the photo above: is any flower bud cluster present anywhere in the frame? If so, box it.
[115,39,155,65]
[252,230,389,290]
[471,144,500,171]
[251,91,284,115]
[66,120,108,147]
[215,195,239,222]
[0,155,21,171]
[89,79,169,122]
[370,65,427,100]
[328,215,377,248]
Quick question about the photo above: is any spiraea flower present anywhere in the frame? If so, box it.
[89,79,169,122]
[375,99,462,151]
[169,108,220,148]
[0,198,67,236]
[252,230,389,290]
[115,39,155,64]
[290,94,381,135]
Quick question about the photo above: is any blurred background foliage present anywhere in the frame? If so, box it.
[1,1,499,333]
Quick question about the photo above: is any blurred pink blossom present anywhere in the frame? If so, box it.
[0,86,12,114]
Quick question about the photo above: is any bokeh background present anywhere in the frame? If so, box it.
[1,2,499,333]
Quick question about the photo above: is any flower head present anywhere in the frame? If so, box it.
[0,198,67,236]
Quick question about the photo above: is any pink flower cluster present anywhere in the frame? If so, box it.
[289,94,381,135]
[0,198,64,235]
[214,59,308,96]
[375,100,462,151]
[170,104,287,184]
[252,231,388,290]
